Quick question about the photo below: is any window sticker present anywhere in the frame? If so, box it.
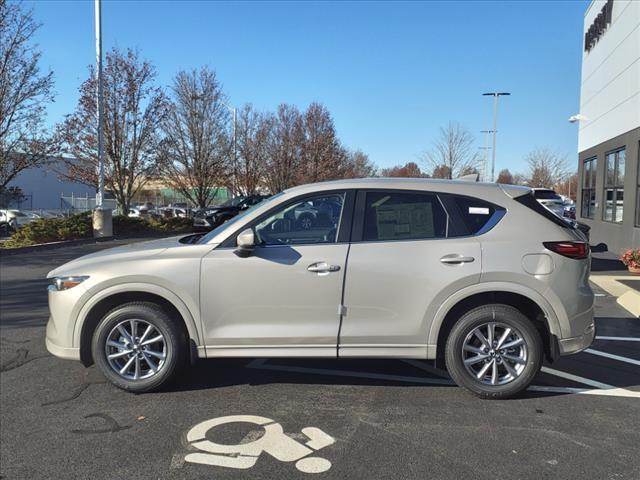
[468,207,490,215]
[375,202,434,239]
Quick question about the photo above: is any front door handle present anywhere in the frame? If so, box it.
[307,262,341,274]
[440,255,475,265]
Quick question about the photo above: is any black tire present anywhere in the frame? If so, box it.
[297,213,315,230]
[445,304,543,399]
[92,302,186,393]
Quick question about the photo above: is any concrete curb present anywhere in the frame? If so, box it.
[590,275,640,318]
[0,233,183,256]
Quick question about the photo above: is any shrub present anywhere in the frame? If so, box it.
[620,249,640,269]
[1,212,194,248]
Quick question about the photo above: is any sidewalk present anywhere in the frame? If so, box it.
[591,252,640,318]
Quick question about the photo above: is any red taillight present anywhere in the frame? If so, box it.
[543,241,589,259]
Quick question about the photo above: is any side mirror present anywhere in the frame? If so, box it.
[234,228,255,258]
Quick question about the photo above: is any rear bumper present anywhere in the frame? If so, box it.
[558,320,595,355]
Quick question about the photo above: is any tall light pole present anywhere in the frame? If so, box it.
[93,0,112,236]
[480,129,493,182]
[482,92,510,182]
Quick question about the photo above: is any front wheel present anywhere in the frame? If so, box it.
[445,304,542,399]
[92,302,186,393]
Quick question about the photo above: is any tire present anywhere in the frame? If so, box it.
[297,213,314,230]
[92,302,186,393]
[445,304,543,399]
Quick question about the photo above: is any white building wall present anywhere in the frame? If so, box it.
[578,0,640,153]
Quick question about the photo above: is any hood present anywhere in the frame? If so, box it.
[47,236,185,278]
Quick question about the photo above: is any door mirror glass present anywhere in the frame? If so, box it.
[235,228,255,257]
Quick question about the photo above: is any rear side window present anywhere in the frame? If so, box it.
[362,191,447,241]
[444,195,500,236]
[515,192,572,229]
[533,189,562,200]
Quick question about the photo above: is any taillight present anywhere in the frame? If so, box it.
[543,241,589,259]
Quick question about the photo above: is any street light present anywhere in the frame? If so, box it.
[480,129,494,182]
[482,92,510,182]
[93,0,112,237]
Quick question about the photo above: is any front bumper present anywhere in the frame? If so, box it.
[558,321,595,355]
[45,327,80,360]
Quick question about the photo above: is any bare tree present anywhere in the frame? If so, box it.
[525,148,570,188]
[423,122,481,179]
[234,104,271,195]
[554,172,578,201]
[431,164,451,179]
[160,67,231,208]
[56,48,167,214]
[381,161,427,178]
[264,104,303,193]
[0,0,55,189]
[496,168,514,184]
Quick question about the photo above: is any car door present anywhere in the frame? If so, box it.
[200,190,354,357]
[339,189,483,358]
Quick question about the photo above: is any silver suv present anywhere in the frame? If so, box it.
[46,179,595,399]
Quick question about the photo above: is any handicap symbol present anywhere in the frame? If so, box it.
[184,415,335,473]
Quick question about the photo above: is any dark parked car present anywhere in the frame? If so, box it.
[193,195,269,230]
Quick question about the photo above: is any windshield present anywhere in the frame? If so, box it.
[197,192,284,244]
[534,190,562,200]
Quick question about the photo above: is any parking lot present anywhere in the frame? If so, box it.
[1,240,639,480]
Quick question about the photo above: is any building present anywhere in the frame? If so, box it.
[576,0,640,253]
[6,158,95,211]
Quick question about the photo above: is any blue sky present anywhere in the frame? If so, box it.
[27,0,588,174]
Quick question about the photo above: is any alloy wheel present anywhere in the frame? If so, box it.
[105,319,167,381]
[461,322,528,386]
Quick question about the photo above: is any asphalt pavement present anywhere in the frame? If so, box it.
[1,240,639,480]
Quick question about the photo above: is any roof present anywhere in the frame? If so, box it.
[283,177,530,198]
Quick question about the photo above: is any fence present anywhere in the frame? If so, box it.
[60,193,117,213]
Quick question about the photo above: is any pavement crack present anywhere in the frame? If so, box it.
[0,348,51,372]
[41,373,106,406]
[71,413,131,434]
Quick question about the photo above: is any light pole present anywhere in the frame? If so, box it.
[93,0,112,236]
[482,92,510,182]
[480,130,493,182]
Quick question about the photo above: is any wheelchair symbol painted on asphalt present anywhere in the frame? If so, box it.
[184,415,335,473]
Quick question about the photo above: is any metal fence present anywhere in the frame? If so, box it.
[60,193,117,213]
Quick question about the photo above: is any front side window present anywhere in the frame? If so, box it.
[254,193,345,246]
[362,191,447,241]
[603,148,625,223]
[581,156,597,219]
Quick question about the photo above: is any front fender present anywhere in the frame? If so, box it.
[72,281,202,349]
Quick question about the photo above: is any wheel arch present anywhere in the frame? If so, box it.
[76,284,201,367]
[429,285,561,365]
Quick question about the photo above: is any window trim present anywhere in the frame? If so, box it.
[602,147,625,223]
[219,189,356,248]
[581,156,597,219]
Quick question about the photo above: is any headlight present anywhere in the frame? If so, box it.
[51,276,89,291]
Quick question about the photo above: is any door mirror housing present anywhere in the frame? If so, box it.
[235,228,255,257]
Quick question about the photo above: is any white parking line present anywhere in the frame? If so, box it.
[247,359,640,398]
[583,348,640,366]
[595,336,640,342]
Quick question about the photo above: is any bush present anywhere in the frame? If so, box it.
[1,212,194,248]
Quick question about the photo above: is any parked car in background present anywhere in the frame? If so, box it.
[563,205,576,220]
[193,195,269,230]
[46,178,594,399]
[0,209,34,230]
[531,188,565,217]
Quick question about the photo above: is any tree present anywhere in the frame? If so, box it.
[160,67,231,208]
[264,104,303,193]
[0,0,55,188]
[554,173,578,201]
[298,102,346,184]
[496,168,514,184]
[380,161,427,178]
[342,150,377,178]
[234,104,271,196]
[525,148,570,188]
[423,122,481,179]
[56,48,168,213]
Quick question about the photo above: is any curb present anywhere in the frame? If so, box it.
[0,233,185,256]
[590,275,640,318]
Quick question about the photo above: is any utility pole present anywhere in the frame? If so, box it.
[93,0,112,236]
[482,92,510,182]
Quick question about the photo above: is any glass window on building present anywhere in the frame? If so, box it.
[581,157,597,219]
[603,148,625,223]
[636,142,640,227]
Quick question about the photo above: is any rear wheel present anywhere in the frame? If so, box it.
[445,304,542,399]
[92,302,186,393]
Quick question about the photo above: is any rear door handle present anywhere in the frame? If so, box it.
[307,262,341,274]
[440,255,475,265]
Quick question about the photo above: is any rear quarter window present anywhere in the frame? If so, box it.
[440,195,504,237]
